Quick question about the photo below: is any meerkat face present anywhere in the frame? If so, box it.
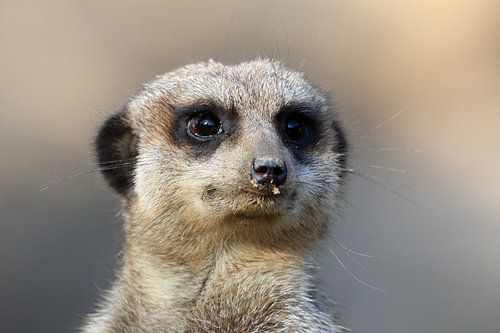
[96,59,347,235]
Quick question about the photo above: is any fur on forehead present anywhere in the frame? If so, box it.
[127,59,329,121]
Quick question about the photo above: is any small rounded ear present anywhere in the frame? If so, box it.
[332,120,348,168]
[95,108,138,196]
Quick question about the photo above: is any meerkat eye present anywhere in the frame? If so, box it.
[284,114,310,142]
[187,112,222,138]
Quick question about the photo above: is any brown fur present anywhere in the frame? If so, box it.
[83,59,347,332]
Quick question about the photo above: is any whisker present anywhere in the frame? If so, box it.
[330,248,387,293]
[369,108,406,133]
[365,164,407,174]
[331,239,368,271]
[38,160,153,192]
[357,135,387,141]
[341,160,408,175]
[347,169,422,206]
[345,253,367,271]
[358,147,429,155]
[333,208,350,225]
[361,173,426,197]
[337,197,369,219]
[279,18,290,61]
[39,169,98,191]
[44,157,139,177]
[332,238,386,260]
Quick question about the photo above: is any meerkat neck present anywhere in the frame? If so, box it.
[119,214,318,307]
[123,228,311,294]
[109,233,321,332]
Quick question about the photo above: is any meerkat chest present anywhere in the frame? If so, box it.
[180,259,335,332]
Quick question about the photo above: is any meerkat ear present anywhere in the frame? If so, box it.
[95,108,138,196]
[332,120,348,167]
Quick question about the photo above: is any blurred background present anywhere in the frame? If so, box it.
[1,0,499,332]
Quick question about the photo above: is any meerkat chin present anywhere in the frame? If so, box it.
[83,59,348,333]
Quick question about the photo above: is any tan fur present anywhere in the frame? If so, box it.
[83,59,347,332]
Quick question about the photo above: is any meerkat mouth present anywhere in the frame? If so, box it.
[242,186,285,198]
[201,183,294,221]
[203,183,288,200]
[232,211,281,220]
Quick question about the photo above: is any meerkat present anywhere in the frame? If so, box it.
[82,59,348,333]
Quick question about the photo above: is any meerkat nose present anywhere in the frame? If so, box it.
[250,157,287,186]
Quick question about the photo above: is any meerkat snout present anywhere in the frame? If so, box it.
[250,157,287,186]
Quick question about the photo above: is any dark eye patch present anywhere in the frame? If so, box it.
[171,101,238,157]
[275,102,321,161]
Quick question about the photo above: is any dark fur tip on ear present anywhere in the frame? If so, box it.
[95,109,138,196]
[332,120,348,168]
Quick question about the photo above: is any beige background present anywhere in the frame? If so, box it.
[1,1,499,332]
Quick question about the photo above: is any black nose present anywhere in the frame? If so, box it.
[250,157,287,186]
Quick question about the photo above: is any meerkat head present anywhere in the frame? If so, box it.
[96,59,347,245]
